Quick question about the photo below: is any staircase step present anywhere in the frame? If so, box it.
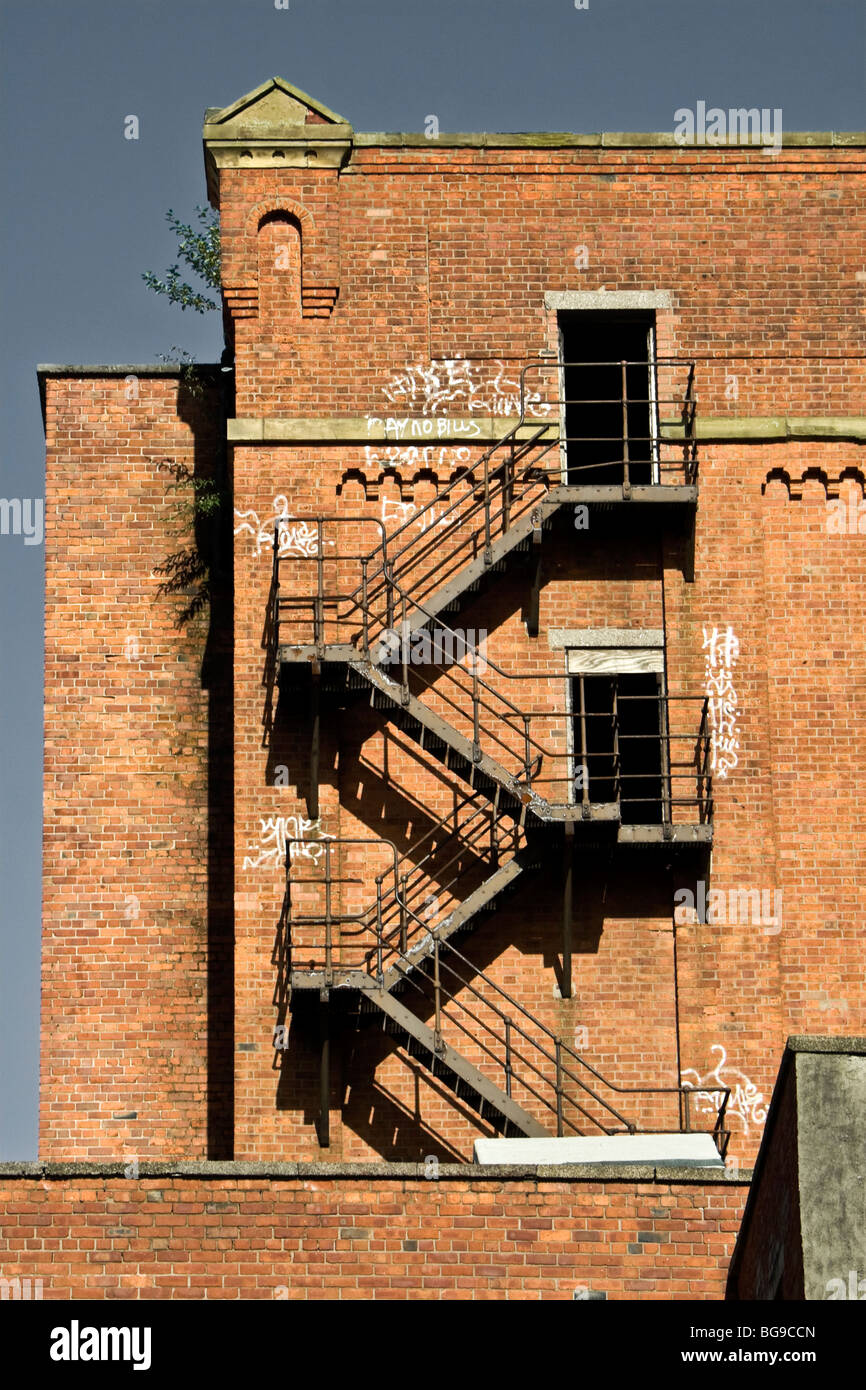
[382,854,528,992]
[397,484,566,633]
[348,974,548,1138]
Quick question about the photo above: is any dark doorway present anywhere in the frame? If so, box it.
[572,673,665,824]
[558,311,657,484]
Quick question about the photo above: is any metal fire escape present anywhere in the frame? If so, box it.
[265,360,728,1152]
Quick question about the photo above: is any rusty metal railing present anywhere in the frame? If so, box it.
[280,834,729,1150]
[271,539,712,820]
[518,358,699,490]
[269,360,698,659]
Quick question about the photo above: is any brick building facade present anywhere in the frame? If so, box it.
[20,78,866,1296]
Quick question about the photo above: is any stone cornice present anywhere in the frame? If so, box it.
[0,1160,752,1184]
[201,81,865,205]
[226,415,866,446]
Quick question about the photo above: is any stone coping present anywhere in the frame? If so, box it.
[352,132,865,150]
[786,1034,866,1055]
[0,1161,751,1183]
[37,364,223,376]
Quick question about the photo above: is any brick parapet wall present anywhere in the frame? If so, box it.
[0,1165,749,1300]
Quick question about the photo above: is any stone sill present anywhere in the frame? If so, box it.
[0,1161,752,1184]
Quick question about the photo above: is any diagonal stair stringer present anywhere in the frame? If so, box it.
[382,852,528,993]
[401,483,567,634]
[352,657,543,814]
[350,656,610,824]
[352,974,549,1138]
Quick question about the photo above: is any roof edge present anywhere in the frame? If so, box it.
[785,1034,866,1056]
[36,363,224,428]
[352,130,866,149]
[0,1159,752,1183]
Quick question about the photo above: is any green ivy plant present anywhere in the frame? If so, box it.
[142,205,221,312]
[143,207,227,627]
[152,460,226,628]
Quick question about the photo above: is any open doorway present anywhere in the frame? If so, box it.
[571,672,666,824]
[558,311,658,484]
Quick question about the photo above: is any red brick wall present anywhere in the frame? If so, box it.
[0,1170,748,1300]
[41,129,866,1167]
[40,372,231,1160]
[224,139,865,1165]
[219,144,866,416]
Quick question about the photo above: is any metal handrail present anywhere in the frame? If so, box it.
[274,526,710,815]
[362,795,517,962]
[283,837,728,1145]
[272,358,698,655]
[272,359,718,1143]
[274,545,713,815]
[364,358,696,591]
[336,432,552,627]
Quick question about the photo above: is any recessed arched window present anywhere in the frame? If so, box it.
[257,211,302,324]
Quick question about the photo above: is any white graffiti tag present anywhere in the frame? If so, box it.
[242,815,334,871]
[380,359,553,418]
[234,495,335,560]
[363,443,474,479]
[366,416,482,441]
[681,1045,767,1136]
[379,495,455,536]
[703,624,740,778]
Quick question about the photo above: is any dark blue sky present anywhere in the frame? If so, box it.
[0,0,863,1158]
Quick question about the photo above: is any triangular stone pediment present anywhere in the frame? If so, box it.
[204,77,352,137]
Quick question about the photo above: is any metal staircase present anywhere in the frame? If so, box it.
[356,982,548,1138]
[273,356,698,660]
[284,789,536,992]
[266,357,723,1149]
[281,834,729,1146]
[269,359,710,830]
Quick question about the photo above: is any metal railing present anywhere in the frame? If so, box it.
[270,359,698,656]
[271,536,712,819]
[281,835,729,1150]
[269,358,717,1146]
[518,358,699,489]
[279,781,520,980]
[352,358,697,622]
[268,516,392,658]
[378,788,520,963]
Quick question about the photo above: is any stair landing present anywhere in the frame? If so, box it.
[473,1133,724,1166]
